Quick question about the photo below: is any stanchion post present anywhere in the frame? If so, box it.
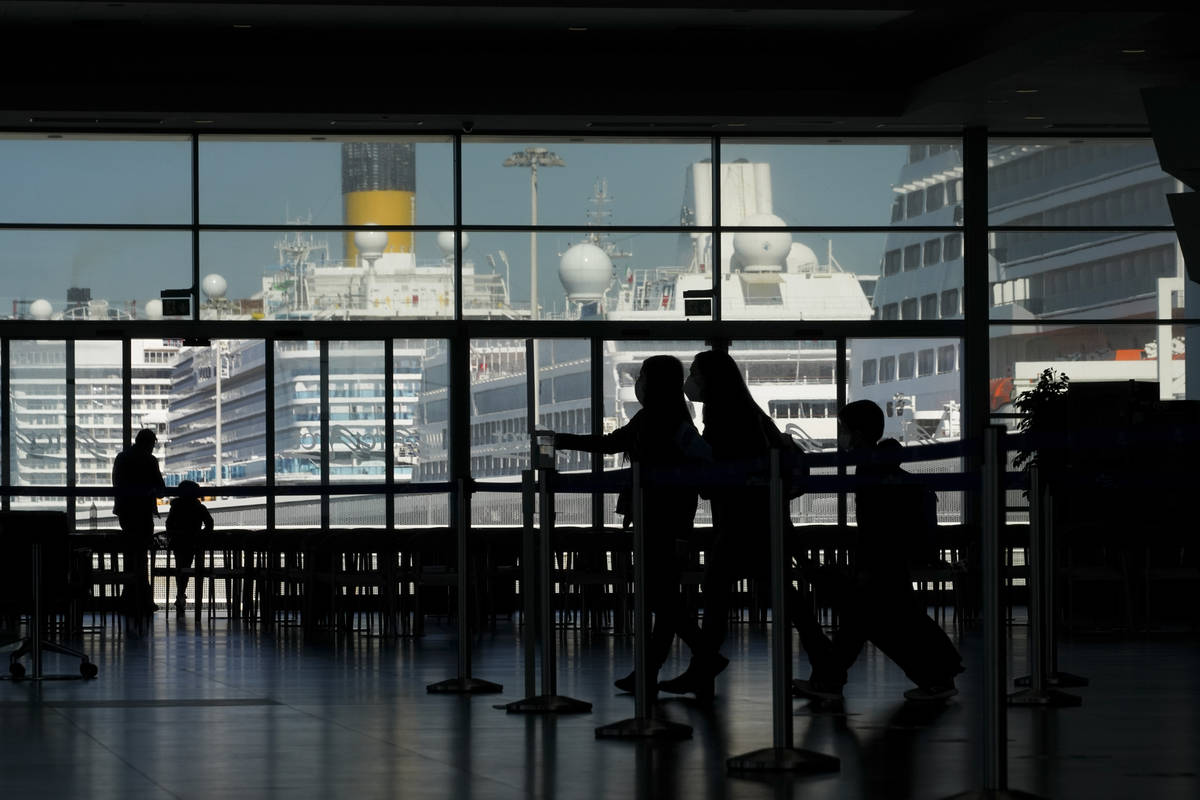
[1010,465,1080,707]
[427,478,503,694]
[596,461,691,739]
[505,437,591,714]
[727,448,840,773]
[522,469,537,699]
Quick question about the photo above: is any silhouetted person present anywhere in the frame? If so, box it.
[165,479,214,614]
[658,350,824,701]
[794,400,964,703]
[554,355,711,694]
[112,428,166,619]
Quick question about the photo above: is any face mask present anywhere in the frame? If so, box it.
[683,374,703,402]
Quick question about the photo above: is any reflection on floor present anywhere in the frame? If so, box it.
[1,615,1198,799]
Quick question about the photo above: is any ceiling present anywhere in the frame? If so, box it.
[1,2,1197,135]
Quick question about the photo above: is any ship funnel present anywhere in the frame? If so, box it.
[342,142,415,261]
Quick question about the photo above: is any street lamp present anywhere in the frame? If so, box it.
[504,147,564,429]
[202,274,228,482]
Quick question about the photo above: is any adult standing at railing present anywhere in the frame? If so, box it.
[660,350,825,702]
[554,354,711,696]
[112,428,166,624]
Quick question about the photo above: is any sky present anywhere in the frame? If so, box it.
[0,136,913,315]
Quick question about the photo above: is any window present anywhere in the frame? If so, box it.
[879,355,896,383]
[904,244,922,271]
[941,289,959,317]
[898,352,915,380]
[884,249,902,276]
[901,298,918,320]
[925,182,945,212]
[921,294,938,319]
[918,349,935,377]
[906,190,924,218]
[882,303,899,320]
[861,359,877,386]
[891,197,904,222]
[944,233,963,261]
[937,345,956,374]
[947,178,961,204]
[923,238,942,266]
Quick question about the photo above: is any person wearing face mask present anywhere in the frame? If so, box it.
[553,355,713,696]
[659,350,826,702]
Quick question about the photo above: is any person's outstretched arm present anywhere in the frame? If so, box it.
[554,420,635,455]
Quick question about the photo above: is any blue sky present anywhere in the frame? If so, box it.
[0,136,912,314]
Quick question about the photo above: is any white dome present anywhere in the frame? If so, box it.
[732,213,792,272]
[354,228,389,258]
[30,299,52,320]
[201,273,227,299]
[558,242,613,301]
[436,231,470,255]
[144,299,164,320]
[786,242,820,272]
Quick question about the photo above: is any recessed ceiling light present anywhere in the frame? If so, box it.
[311,136,327,141]
[567,27,588,31]
[233,24,252,29]
[726,122,747,127]
[47,134,63,139]
[1024,115,1046,120]
[193,120,214,124]
[1121,48,1146,54]
[1015,88,1039,94]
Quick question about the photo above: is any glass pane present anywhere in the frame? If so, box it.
[466,231,704,321]
[0,134,190,224]
[200,230,457,320]
[396,339,445,485]
[199,135,453,226]
[396,493,449,528]
[10,341,67,494]
[328,341,385,484]
[330,495,385,529]
[720,139,962,227]
[988,139,1179,226]
[849,337,963,525]
[462,138,711,226]
[74,341,124,520]
[276,495,321,528]
[0,230,191,321]
[275,341,321,486]
[988,231,1182,320]
[167,340,266,488]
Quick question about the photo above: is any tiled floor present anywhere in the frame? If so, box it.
[2,613,1198,799]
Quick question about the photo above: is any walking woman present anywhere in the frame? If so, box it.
[554,354,711,694]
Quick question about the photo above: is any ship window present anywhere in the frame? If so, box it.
[903,244,922,271]
[925,182,945,212]
[742,279,783,305]
[921,294,938,319]
[879,355,896,383]
[940,289,959,317]
[898,352,915,380]
[901,298,918,320]
[883,249,902,276]
[882,303,899,321]
[937,345,956,374]
[923,238,942,266]
[908,144,927,163]
[861,359,877,386]
[906,190,924,218]
[944,233,963,261]
[947,178,961,204]
[918,349,935,377]
[891,197,904,222]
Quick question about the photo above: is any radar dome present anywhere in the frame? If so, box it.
[144,299,164,320]
[30,299,52,320]
[201,273,227,300]
[436,231,470,255]
[731,213,792,272]
[786,242,820,272]
[558,242,613,302]
[354,228,389,258]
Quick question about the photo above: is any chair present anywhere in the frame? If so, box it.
[0,511,97,680]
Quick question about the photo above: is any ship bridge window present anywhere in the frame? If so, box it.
[906,190,924,218]
[882,303,899,321]
[944,233,963,261]
[925,182,945,212]
[923,238,942,266]
[918,349,935,377]
[879,355,896,383]
[891,197,904,222]
[921,294,938,320]
[901,298,918,320]
[861,359,877,386]
[898,352,916,380]
[883,249,902,276]
[937,345,957,374]
[740,275,783,306]
[940,289,959,317]
[903,244,922,271]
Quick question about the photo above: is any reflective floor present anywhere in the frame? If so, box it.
[1,614,1198,799]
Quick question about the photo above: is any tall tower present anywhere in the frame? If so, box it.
[341,142,415,261]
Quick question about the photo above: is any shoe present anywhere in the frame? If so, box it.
[792,678,844,703]
[614,672,636,693]
[903,684,958,702]
[657,653,729,702]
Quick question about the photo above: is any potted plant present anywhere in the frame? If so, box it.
[1011,367,1070,496]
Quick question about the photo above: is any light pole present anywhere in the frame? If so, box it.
[202,274,228,482]
[503,146,564,426]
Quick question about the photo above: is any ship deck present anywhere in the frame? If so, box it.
[2,615,1196,799]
